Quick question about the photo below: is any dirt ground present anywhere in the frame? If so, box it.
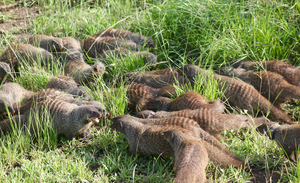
[0,2,39,50]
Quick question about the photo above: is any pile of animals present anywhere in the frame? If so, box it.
[0,28,299,182]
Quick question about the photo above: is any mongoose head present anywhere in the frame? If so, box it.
[161,128,197,150]
[146,96,172,111]
[0,96,14,114]
[51,38,64,51]
[110,115,137,134]
[140,52,157,69]
[177,64,201,79]
[73,106,102,124]
[135,110,156,118]
[0,62,14,80]
[256,122,281,139]
[91,62,106,77]
[220,66,247,77]
[86,100,110,117]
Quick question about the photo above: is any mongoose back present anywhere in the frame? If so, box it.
[0,82,34,114]
[236,60,300,86]
[28,35,64,52]
[0,98,102,139]
[179,64,294,124]
[257,122,300,162]
[221,67,300,108]
[81,36,140,58]
[162,129,208,183]
[46,75,92,99]
[146,91,225,113]
[0,44,57,72]
[112,115,245,168]
[127,83,177,112]
[64,59,105,84]
[98,48,157,68]
[123,72,191,89]
[91,29,155,48]
[136,109,267,138]
[15,88,108,116]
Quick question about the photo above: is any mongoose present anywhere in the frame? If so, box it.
[221,67,300,108]
[91,29,155,49]
[124,67,178,76]
[234,60,300,87]
[46,75,92,99]
[0,83,34,114]
[55,37,84,62]
[81,36,140,58]
[112,115,245,168]
[146,91,225,114]
[134,110,156,118]
[162,129,208,183]
[0,62,14,82]
[14,88,108,117]
[64,59,105,85]
[257,122,300,162]
[123,72,191,89]
[0,44,58,72]
[127,83,177,112]
[28,35,64,52]
[98,48,157,68]
[135,109,267,138]
[0,98,102,139]
[178,64,294,124]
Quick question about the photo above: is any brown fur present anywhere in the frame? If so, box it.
[81,36,140,58]
[0,83,34,114]
[136,109,267,138]
[28,35,63,52]
[146,91,225,113]
[64,59,105,84]
[99,48,157,68]
[127,83,177,112]
[257,122,300,162]
[179,64,294,124]
[46,75,92,99]
[0,62,14,82]
[123,72,191,88]
[112,115,245,168]
[0,98,101,139]
[221,67,300,108]
[162,129,208,183]
[15,88,108,116]
[236,60,300,87]
[0,44,57,72]
[91,29,155,49]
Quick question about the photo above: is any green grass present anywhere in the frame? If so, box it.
[0,0,300,182]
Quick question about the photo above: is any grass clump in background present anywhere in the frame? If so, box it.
[0,0,300,182]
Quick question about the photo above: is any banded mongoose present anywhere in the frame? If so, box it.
[14,88,108,116]
[98,48,157,68]
[0,62,14,82]
[0,44,57,72]
[162,129,208,183]
[146,91,225,113]
[221,67,300,108]
[178,64,294,124]
[112,115,245,168]
[64,59,105,84]
[257,122,300,162]
[91,29,155,49]
[234,60,300,87]
[123,72,191,89]
[135,109,267,138]
[46,75,92,99]
[0,98,102,139]
[55,37,84,62]
[127,83,177,112]
[81,36,140,58]
[0,83,34,114]
[28,35,64,52]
